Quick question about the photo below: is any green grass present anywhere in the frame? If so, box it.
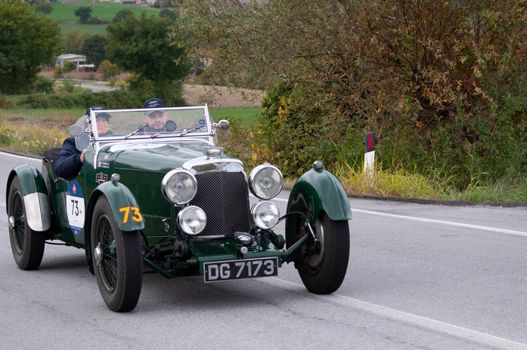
[0,107,260,125]
[0,108,83,122]
[58,22,108,36]
[47,1,159,36]
[210,107,263,126]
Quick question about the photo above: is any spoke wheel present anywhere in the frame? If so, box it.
[96,215,118,292]
[296,212,350,294]
[7,177,45,270]
[91,197,142,312]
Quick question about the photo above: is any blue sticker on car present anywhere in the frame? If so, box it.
[66,179,85,236]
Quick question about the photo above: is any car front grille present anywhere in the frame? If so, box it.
[190,171,251,238]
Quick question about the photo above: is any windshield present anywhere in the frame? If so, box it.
[88,106,212,141]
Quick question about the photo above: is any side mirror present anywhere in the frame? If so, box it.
[213,119,230,130]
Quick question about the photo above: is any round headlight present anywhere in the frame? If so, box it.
[249,164,283,199]
[178,206,207,235]
[161,169,197,205]
[252,201,280,229]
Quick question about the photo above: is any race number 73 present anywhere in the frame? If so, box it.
[119,206,143,223]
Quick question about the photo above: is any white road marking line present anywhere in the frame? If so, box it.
[272,197,527,238]
[263,277,527,350]
[1,151,40,162]
[352,208,527,238]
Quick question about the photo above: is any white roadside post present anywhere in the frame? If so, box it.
[363,132,376,186]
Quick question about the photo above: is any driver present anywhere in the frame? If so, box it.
[143,98,168,132]
[53,108,112,179]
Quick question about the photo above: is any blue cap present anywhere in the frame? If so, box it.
[96,112,111,121]
[143,98,165,109]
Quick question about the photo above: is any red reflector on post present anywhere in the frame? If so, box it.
[365,132,376,152]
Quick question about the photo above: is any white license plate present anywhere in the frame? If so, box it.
[203,257,278,283]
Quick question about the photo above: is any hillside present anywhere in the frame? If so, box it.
[47,0,159,35]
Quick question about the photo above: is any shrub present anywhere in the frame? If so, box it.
[32,76,54,94]
[0,95,16,108]
[98,60,120,81]
[63,61,77,74]
[16,90,144,109]
[35,3,52,14]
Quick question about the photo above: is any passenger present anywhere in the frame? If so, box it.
[53,109,112,179]
[95,112,112,137]
[143,98,167,132]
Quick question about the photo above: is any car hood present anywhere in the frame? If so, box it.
[106,142,211,172]
[98,142,243,172]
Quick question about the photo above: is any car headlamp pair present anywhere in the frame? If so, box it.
[162,164,283,233]
[248,164,282,229]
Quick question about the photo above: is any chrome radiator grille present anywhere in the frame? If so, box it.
[190,172,250,237]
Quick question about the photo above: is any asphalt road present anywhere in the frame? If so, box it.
[1,151,526,350]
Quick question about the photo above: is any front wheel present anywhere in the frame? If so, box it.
[91,197,143,312]
[296,213,350,294]
[7,176,45,270]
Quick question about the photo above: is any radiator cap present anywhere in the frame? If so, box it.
[206,147,223,159]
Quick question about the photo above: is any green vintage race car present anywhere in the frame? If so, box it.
[5,105,351,312]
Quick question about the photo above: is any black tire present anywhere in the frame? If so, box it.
[296,212,350,294]
[91,196,142,312]
[7,176,45,270]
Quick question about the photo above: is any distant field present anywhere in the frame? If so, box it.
[59,22,108,36]
[210,108,262,126]
[48,0,159,36]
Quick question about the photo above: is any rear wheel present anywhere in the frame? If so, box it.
[296,212,350,294]
[7,177,45,270]
[91,197,142,312]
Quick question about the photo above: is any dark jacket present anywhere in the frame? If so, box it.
[142,125,166,133]
[52,137,83,179]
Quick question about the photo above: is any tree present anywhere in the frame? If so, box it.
[0,0,61,94]
[159,9,177,21]
[179,0,527,186]
[65,29,90,54]
[35,2,52,14]
[74,6,92,24]
[112,9,133,23]
[106,13,190,104]
[82,35,107,68]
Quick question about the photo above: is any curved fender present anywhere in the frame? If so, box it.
[87,181,145,232]
[285,165,351,245]
[6,165,51,232]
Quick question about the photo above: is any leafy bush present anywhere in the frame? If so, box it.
[32,76,54,94]
[98,60,120,81]
[113,9,133,23]
[63,61,77,74]
[181,1,527,190]
[35,3,52,14]
[0,95,16,108]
